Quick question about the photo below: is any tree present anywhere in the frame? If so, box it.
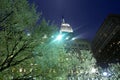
[0,0,39,79]
[2,0,119,80]
[67,50,98,80]
[0,0,80,79]
[29,40,79,80]
[109,63,120,80]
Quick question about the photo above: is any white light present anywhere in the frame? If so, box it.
[24,69,26,72]
[61,23,70,27]
[59,77,62,80]
[51,36,54,38]
[91,68,96,73]
[103,72,108,76]
[43,34,47,39]
[56,34,63,40]
[19,68,22,72]
[27,33,31,36]
[66,58,69,60]
[72,37,76,40]
[33,78,36,79]
[66,37,69,40]
[61,23,73,32]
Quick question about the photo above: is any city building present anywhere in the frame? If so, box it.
[92,14,120,66]
[58,17,73,41]
[60,18,73,33]
[59,17,91,53]
[65,39,91,53]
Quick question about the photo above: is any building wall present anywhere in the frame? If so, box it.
[92,14,120,65]
[65,39,91,54]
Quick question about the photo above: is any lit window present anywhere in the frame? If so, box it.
[113,42,115,44]
[98,49,101,53]
[117,41,120,44]
[104,33,107,37]
[110,44,112,47]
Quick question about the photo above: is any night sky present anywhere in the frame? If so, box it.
[28,0,120,41]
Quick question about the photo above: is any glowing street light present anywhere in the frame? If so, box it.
[53,17,74,41]
[56,34,63,41]
[103,72,108,76]
[71,37,76,40]
[65,36,69,40]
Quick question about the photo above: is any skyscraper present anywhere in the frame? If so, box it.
[60,17,91,53]
[92,14,120,66]
[60,17,73,33]
[59,17,73,40]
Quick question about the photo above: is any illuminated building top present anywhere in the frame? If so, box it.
[60,18,73,33]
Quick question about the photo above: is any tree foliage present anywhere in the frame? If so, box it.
[67,50,98,80]
[0,0,119,80]
[0,0,80,80]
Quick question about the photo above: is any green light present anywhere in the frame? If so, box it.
[56,34,63,40]
[72,37,76,40]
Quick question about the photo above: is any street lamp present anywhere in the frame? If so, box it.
[103,72,108,76]
[65,36,69,40]
[56,34,63,41]
[71,37,76,41]
[102,71,112,77]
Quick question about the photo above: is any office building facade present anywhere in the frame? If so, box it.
[92,14,120,66]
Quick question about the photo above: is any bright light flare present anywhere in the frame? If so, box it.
[103,72,108,76]
[71,37,76,40]
[65,36,69,40]
[91,68,97,73]
[56,34,63,40]
[27,33,31,36]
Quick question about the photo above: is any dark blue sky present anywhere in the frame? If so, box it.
[29,0,120,41]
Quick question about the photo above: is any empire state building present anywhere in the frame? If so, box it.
[60,18,73,33]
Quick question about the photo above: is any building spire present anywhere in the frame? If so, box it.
[62,16,65,23]
[60,17,73,33]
